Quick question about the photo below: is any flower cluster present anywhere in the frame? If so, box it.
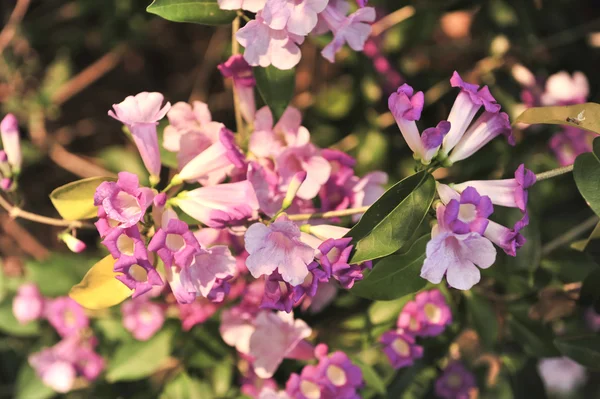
[12,284,105,393]
[389,73,536,290]
[379,289,451,369]
[513,67,595,165]
[218,0,376,69]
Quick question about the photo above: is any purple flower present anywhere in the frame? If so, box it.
[443,187,493,235]
[442,71,500,155]
[538,357,587,395]
[484,215,527,257]
[550,126,594,166]
[316,237,368,289]
[179,245,237,300]
[12,283,44,324]
[261,272,295,313]
[102,225,148,269]
[396,300,424,335]
[0,113,21,174]
[414,289,452,336]
[453,164,536,213]
[108,92,170,179]
[292,262,328,303]
[320,4,376,63]
[148,218,202,268]
[286,365,324,399]
[179,299,218,331]
[314,348,364,398]
[206,277,232,303]
[245,218,316,286]
[219,55,257,123]
[115,259,164,298]
[45,297,89,337]
[29,348,77,393]
[541,71,589,106]
[421,204,496,290]
[121,298,165,341]
[276,144,332,200]
[94,172,155,229]
[380,330,423,369]
[435,362,477,399]
[163,101,223,153]
[262,0,329,36]
[447,111,514,164]
[59,233,86,253]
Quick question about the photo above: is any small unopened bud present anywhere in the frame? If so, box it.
[0,150,8,163]
[59,233,86,253]
[0,178,13,191]
[282,171,307,210]
[512,64,536,88]
[154,192,167,208]
[0,114,21,175]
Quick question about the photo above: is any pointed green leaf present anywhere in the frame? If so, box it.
[352,358,386,395]
[351,235,428,300]
[14,364,55,399]
[574,137,600,217]
[465,291,498,350]
[147,0,237,25]
[49,176,114,220]
[516,102,600,134]
[161,372,210,399]
[347,172,435,263]
[254,65,295,123]
[0,302,40,337]
[555,336,600,371]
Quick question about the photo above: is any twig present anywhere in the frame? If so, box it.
[52,44,126,105]
[231,17,246,142]
[0,0,31,55]
[0,194,94,229]
[287,206,370,221]
[535,164,574,181]
[370,6,415,37]
[541,215,599,256]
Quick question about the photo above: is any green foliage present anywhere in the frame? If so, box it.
[160,372,210,399]
[580,268,600,312]
[351,235,428,301]
[508,308,559,357]
[554,336,600,371]
[49,176,115,220]
[26,254,93,297]
[465,291,498,350]
[0,301,40,337]
[574,137,600,217]
[106,328,174,382]
[254,66,296,123]
[352,358,386,395]
[14,364,55,399]
[347,172,436,263]
[146,0,237,25]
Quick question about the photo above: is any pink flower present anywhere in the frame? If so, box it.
[102,225,148,270]
[220,305,258,354]
[316,237,370,288]
[541,71,589,105]
[121,298,165,341]
[320,4,376,63]
[94,172,155,229]
[421,204,496,290]
[396,300,424,335]
[245,218,315,286]
[414,289,452,336]
[484,215,527,257]
[163,101,223,153]
[286,364,324,399]
[276,144,331,200]
[178,299,219,331]
[45,297,89,337]
[236,14,303,70]
[115,259,164,298]
[219,55,257,123]
[12,283,44,324]
[380,330,423,369]
[550,126,594,166]
[176,128,246,186]
[249,106,308,158]
[0,113,21,174]
[218,0,266,12]
[174,180,260,228]
[440,186,494,235]
[108,92,171,179]
[317,351,364,396]
[249,311,312,378]
[263,0,328,36]
[179,245,237,299]
[29,351,76,393]
[148,218,202,268]
[59,233,86,253]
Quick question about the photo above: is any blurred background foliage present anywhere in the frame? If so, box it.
[1,0,600,398]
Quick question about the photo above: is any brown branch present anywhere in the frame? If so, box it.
[0,0,31,55]
[0,214,49,260]
[370,6,415,37]
[0,194,94,229]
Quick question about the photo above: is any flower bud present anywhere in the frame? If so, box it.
[59,233,86,253]
[0,114,22,175]
[282,171,308,210]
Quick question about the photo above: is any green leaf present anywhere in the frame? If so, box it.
[555,336,600,371]
[146,0,237,25]
[254,65,296,123]
[368,295,413,325]
[508,308,559,357]
[351,235,428,300]
[0,301,40,337]
[212,358,233,397]
[161,372,210,399]
[14,364,56,399]
[516,103,600,134]
[347,172,435,263]
[99,146,149,186]
[27,253,93,297]
[49,176,114,220]
[353,359,386,395]
[465,291,498,350]
[574,137,600,217]
[106,328,174,382]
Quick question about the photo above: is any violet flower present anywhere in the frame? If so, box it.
[380,330,423,369]
[414,289,452,337]
[121,298,165,341]
[435,361,477,399]
[148,218,202,268]
[45,297,89,337]
[219,55,257,123]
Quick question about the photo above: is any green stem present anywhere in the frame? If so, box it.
[535,164,574,181]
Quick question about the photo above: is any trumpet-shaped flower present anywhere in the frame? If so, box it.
[380,330,423,369]
[245,218,315,286]
[45,297,89,337]
[320,4,376,63]
[396,300,424,335]
[435,362,477,399]
[537,357,587,395]
[102,225,148,270]
[179,245,237,299]
[484,214,528,257]
[442,186,493,235]
[108,92,170,178]
[541,71,589,106]
[148,218,202,268]
[115,259,164,298]
[219,55,257,123]
[94,172,155,228]
[163,101,223,153]
[421,205,496,290]
[276,144,331,200]
[263,0,328,36]
[121,298,165,341]
[0,114,21,174]
[414,289,452,336]
[249,106,309,158]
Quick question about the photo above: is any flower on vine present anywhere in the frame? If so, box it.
[0,113,22,174]
[121,297,165,341]
[244,217,315,286]
[102,225,148,269]
[436,185,493,235]
[163,101,223,153]
[276,144,332,200]
[380,330,423,369]
[483,214,528,257]
[550,126,594,167]
[219,55,257,123]
[12,283,45,324]
[435,361,477,399]
[218,0,266,12]
[179,245,237,300]
[178,299,219,331]
[115,259,164,298]
[541,71,589,106]
[316,237,370,288]
[286,365,324,399]
[108,92,170,179]
[45,297,89,337]
[421,204,496,290]
[396,300,424,335]
[537,357,587,395]
[414,289,452,337]
[262,271,296,313]
[148,218,202,268]
[94,172,155,229]
[249,106,308,158]
[262,0,328,36]
[59,232,86,253]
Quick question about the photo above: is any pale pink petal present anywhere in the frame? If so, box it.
[446,259,481,290]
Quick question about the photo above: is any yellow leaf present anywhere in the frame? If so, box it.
[515,102,600,134]
[69,255,132,310]
[50,176,115,221]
